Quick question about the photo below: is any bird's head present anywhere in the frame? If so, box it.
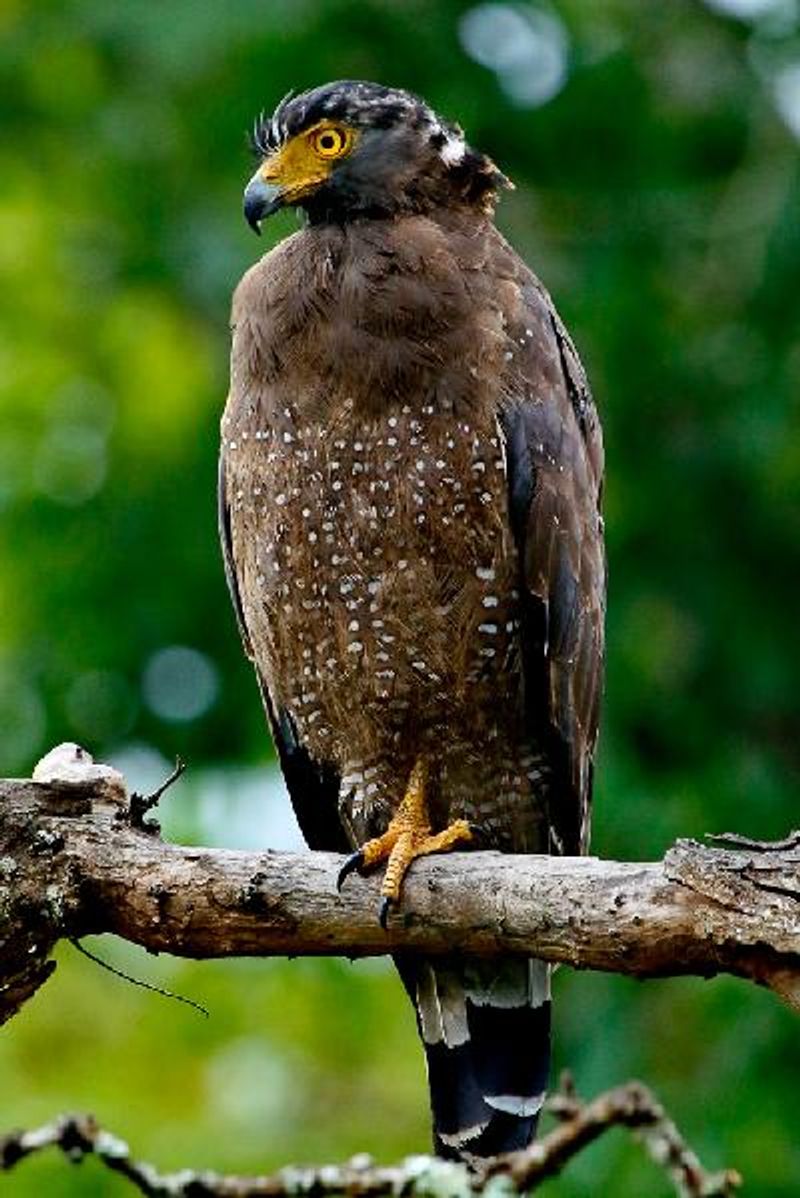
[243,80,511,232]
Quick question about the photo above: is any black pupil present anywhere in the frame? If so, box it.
[320,133,336,149]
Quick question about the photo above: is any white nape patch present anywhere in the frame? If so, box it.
[485,1092,545,1118]
[440,134,466,166]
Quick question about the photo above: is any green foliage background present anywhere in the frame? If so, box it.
[1,0,799,1193]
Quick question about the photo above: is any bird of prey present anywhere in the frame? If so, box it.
[220,81,605,1160]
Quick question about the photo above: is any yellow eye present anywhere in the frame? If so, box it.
[309,124,351,159]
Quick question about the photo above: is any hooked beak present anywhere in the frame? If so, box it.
[243,173,283,235]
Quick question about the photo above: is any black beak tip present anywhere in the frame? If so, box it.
[243,194,265,235]
[243,177,281,235]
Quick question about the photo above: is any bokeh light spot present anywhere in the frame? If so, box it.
[703,0,793,19]
[773,62,800,139]
[142,645,219,722]
[109,742,173,796]
[459,3,569,108]
[205,1037,303,1130]
[33,425,107,506]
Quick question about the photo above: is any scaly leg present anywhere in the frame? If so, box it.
[337,760,472,927]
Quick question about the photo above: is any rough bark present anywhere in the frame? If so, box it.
[2,744,800,1026]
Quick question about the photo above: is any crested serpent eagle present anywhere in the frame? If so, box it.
[219,80,605,1160]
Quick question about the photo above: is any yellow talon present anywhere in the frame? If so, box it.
[345,760,472,916]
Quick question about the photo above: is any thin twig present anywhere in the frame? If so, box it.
[128,757,185,829]
[0,1081,741,1197]
[481,1075,742,1197]
[69,939,209,1018]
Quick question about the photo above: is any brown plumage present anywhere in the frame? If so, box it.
[220,81,605,1160]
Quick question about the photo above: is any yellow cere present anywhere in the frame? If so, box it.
[259,121,357,201]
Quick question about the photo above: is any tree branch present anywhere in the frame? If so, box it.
[2,743,800,1027]
[486,1075,741,1196]
[0,1077,741,1196]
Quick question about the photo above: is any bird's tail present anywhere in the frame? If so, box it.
[396,956,551,1160]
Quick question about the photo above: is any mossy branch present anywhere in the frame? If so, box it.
[0,1076,741,1196]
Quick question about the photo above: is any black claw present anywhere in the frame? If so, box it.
[337,850,365,892]
[379,896,393,930]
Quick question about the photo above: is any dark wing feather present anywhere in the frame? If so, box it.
[500,286,605,855]
[218,453,348,853]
